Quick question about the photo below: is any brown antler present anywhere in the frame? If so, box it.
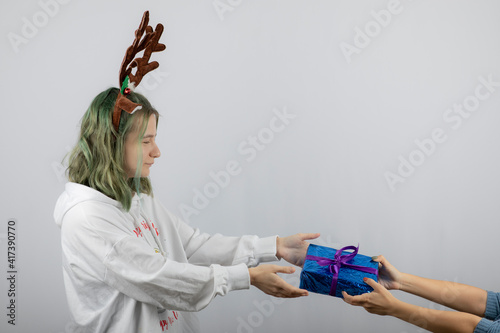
[118,11,166,87]
[112,11,165,132]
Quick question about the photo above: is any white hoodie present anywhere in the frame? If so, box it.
[54,182,278,333]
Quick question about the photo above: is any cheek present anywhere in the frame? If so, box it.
[124,144,138,168]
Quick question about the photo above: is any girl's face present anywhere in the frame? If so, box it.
[124,114,161,178]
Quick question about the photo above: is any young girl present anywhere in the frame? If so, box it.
[54,27,318,331]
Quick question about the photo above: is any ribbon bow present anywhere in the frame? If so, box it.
[305,245,378,296]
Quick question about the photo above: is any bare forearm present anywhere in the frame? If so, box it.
[392,301,482,333]
[400,273,487,316]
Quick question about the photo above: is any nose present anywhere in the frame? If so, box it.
[152,142,161,158]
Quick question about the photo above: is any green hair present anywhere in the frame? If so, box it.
[67,87,159,211]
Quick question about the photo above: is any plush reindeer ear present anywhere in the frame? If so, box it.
[112,11,166,132]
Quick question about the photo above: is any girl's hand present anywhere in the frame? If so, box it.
[276,233,321,267]
[249,265,309,298]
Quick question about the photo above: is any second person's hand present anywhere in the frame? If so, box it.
[342,278,401,316]
[371,255,404,291]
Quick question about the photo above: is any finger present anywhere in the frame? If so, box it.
[342,291,366,306]
[299,233,321,241]
[376,255,386,264]
[342,291,353,304]
[278,283,309,297]
[274,266,295,274]
[287,287,309,297]
[363,278,383,291]
[371,255,382,262]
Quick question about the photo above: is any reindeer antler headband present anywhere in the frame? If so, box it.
[112,11,166,132]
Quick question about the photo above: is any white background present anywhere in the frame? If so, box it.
[1,0,500,332]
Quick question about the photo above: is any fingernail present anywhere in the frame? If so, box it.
[371,256,378,260]
[363,277,368,282]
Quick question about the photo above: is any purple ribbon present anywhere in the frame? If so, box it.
[305,245,378,296]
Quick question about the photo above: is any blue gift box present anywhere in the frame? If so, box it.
[299,244,378,298]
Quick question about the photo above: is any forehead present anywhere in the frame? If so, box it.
[127,114,157,138]
[145,114,157,131]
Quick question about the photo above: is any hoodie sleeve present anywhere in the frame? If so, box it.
[103,234,249,311]
[62,203,250,312]
[154,198,279,267]
[181,227,278,267]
